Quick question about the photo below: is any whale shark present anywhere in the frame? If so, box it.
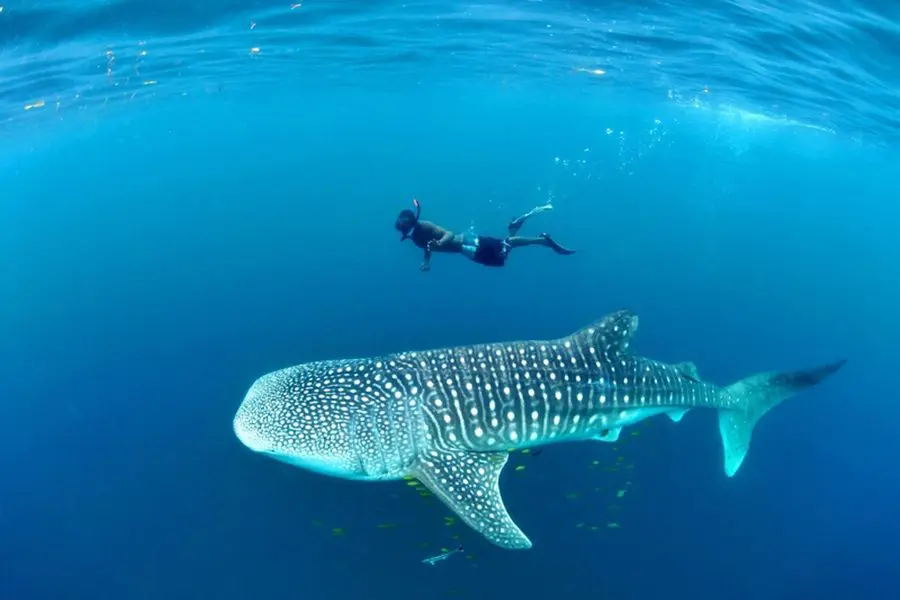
[233,309,844,550]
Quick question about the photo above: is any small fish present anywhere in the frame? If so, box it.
[422,545,464,566]
[515,465,526,472]
[616,489,626,498]
[376,523,398,529]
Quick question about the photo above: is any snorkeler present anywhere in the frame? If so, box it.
[395,199,575,271]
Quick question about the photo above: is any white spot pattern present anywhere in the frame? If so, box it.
[413,450,531,549]
[234,309,737,552]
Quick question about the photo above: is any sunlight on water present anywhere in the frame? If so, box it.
[684,96,836,135]
[1,0,898,141]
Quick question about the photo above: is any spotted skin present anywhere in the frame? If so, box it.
[234,309,845,550]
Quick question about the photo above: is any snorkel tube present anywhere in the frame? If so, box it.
[400,197,422,241]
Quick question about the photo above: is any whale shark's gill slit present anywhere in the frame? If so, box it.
[397,372,417,458]
[420,399,443,449]
[368,403,388,476]
[385,391,398,473]
[451,378,471,448]
[514,352,529,443]
[347,412,365,474]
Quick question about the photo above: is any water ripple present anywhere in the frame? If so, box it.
[0,0,898,142]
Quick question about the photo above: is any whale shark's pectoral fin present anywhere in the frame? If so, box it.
[565,309,638,356]
[410,450,532,550]
[592,427,622,442]
[667,409,689,423]
[675,361,700,382]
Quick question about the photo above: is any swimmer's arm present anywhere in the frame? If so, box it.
[419,221,453,247]
[433,228,454,247]
[422,245,432,271]
[418,222,451,272]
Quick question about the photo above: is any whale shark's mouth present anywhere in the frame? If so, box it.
[233,416,270,453]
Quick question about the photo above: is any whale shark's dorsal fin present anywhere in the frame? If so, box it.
[675,361,700,382]
[410,450,532,550]
[565,309,639,356]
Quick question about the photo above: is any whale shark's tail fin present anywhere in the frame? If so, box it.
[718,359,846,477]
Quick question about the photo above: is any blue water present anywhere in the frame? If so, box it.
[2,1,899,599]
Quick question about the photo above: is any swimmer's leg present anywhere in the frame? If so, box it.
[507,203,554,236]
[506,233,575,255]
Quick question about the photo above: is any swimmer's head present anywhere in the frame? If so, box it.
[395,208,418,240]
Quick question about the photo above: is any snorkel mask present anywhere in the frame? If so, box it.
[398,197,422,241]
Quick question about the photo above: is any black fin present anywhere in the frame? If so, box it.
[719,359,847,476]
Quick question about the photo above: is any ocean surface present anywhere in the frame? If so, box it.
[2,1,899,599]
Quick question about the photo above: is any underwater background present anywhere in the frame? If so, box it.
[2,0,899,598]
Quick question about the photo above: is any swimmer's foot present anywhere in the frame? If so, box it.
[541,232,576,255]
[508,203,554,236]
